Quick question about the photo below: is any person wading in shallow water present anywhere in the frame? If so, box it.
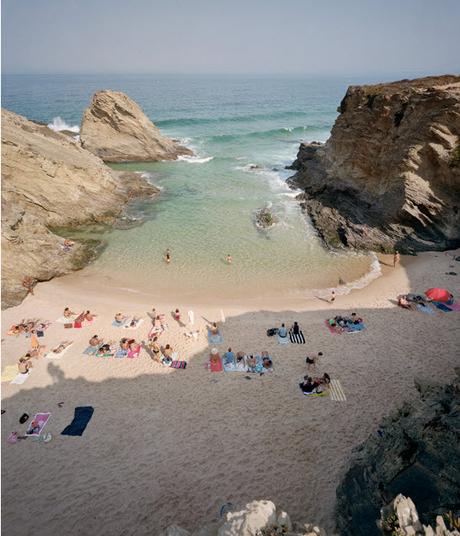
[393,250,400,268]
[226,254,232,265]
[165,249,171,264]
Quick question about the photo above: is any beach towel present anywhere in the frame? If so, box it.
[1,365,19,383]
[208,330,224,345]
[188,310,195,325]
[26,412,51,436]
[416,303,437,316]
[61,406,94,437]
[330,379,347,401]
[210,357,223,372]
[302,390,327,397]
[45,343,73,359]
[127,346,141,358]
[325,320,341,334]
[114,348,128,358]
[11,372,31,385]
[432,301,453,312]
[289,329,306,344]
[277,334,289,345]
[220,309,226,323]
[112,317,129,328]
[171,360,187,369]
[123,318,144,330]
[83,346,99,355]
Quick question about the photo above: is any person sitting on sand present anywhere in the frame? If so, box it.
[119,338,129,351]
[63,307,77,318]
[278,323,288,339]
[18,356,33,374]
[89,335,103,347]
[223,348,235,366]
[84,311,97,322]
[148,339,162,362]
[291,321,301,335]
[163,344,173,359]
[114,312,126,326]
[174,309,181,322]
[262,357,273,371]
[246,354,257,372]
[299,376,321,394]
[209,322,220,335]
[96,343,114,357]
[210,348,221,366]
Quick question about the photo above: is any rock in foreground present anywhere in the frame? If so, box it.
[80,90,192,162]
[1,108,157,308]
[288,75,460,252]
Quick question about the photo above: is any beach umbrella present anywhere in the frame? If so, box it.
[425,288,451,302]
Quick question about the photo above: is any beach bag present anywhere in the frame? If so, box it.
[64,323,73,329]
[266,328,278,337]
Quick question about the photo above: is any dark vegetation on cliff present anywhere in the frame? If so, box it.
[289,75,460,253]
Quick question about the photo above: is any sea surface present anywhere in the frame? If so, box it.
[2,74,386,302]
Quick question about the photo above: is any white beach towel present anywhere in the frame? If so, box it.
[220,309,226,323]
[123,318,144,330]
[330,379,347,401]
[11,372,31,385]
[45,343,74,359]
[188,310,195,325]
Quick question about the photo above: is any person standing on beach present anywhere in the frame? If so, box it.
[165,249,171,264]
[393,250,400,268]
[330,290,336,303]
[226,254,232,265]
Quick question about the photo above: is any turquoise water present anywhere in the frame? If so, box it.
[2,74,383,301]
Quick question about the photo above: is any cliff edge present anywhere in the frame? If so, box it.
[80,90,192,162]
[288,75,460,252]
[1,108,157,308]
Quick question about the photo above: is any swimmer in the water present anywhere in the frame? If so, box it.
[165,249,171,264]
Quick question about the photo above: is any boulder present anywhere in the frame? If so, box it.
[160,526,191,536]
[217,500,277,536]
[288,75,460,252]
[80,90,192,162]
[1,108,157,308]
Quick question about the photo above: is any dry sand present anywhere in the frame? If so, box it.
[1,251,459,535]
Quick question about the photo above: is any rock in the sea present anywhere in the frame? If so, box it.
[218,500,277,535]
[288,75,460,252]
[254,205,279,229]
[1,108,157,308]
[80,90,192,162]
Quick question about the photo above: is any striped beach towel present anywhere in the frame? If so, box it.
[289,330,305,344]
[171,360,187,369]
[329,379,346,401]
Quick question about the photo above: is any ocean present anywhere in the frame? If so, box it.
[2,74,385,302]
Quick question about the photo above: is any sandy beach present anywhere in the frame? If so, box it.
[1,250,459,535]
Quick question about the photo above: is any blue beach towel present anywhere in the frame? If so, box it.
[432,301,452,312]
[115,349,128,358]
[416,304,437,316]
[277,334,289,345]
[207,330,224,344]
[61,406,94,437]
[83,346,98,355]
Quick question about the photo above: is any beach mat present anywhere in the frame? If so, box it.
[11,372,31,385]
[432,302,453,312]
[289,330,305,344]
[45,343,73,359]
[171,360,187,369]
[112,317,130,328]
[416,304,437,316]
[2,365,19,383]
[447,303,460,311]
[208,331,224,345]
[277,334,289,345]
[123,318,144,330]
[83,346,99,355]
[210,358,223,372]
[26,412,51,436]
[61,406,94,437]
[330,379,347,401]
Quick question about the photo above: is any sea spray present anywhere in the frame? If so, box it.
[47,116,80,133]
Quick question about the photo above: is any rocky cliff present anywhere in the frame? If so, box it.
[288,75,460,252]
[336,370,460,536]
[1,108,157,308]
[80,90,192,162]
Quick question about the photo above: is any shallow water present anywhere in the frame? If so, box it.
[2,74,385,301]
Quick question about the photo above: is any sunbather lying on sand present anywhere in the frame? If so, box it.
[84,311,97,322]
[63,307,77,318]
[127,317,141,328]
[114,313,127,326]
[299,376,324,394]
[398,296,416,310]
[96,343,114,357]
[51,341,73,354]
[147,339,162,362]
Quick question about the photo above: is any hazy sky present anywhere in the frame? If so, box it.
[2,0,459,75]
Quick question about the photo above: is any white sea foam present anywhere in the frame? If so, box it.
[47,116,80,133]
[177,155,214,164]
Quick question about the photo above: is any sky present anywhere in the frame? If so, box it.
[2,0,460,76]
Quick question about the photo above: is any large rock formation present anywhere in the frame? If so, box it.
[288,75,460,252]
[1,108,157,308]
[80,90,192,162]
[336,370,460,536]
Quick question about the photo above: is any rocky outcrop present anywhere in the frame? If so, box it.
[80,90,192,162]
[288,75,460,252]
[254,204,279,229]
[336,370,460,536]
[1,108,157,308]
